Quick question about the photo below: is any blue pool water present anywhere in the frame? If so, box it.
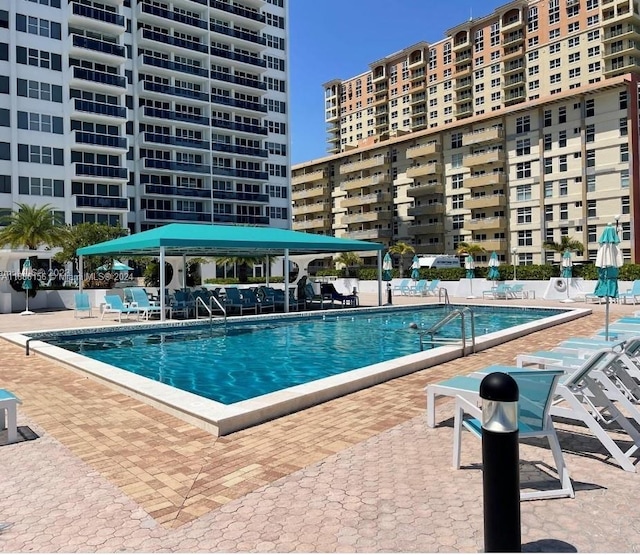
[44,305,562,404]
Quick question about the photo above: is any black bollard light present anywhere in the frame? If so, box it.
[480,372,521,553]
[386,281,392,305]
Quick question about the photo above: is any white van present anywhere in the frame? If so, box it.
[418,255,462,269]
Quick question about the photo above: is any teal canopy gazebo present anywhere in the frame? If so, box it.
[77,223,385,318]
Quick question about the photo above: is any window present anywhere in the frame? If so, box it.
[516,184,531,201]
[516,139,530,156]
[620,91,628,110]
[558,106,566,123]
[544,134,552,150]
[544,157,552,174]
[586,149,595,167]
[516,161,531,178]
[544,110,552,126]
[451,173,463,188]
[621,169,630,188]
[544,182,553,198]
[518,230,533,246]
[587,175,596,192]
[620,118,628,136]
[452,194,464,210]
[18,176,64,197]
[17,112,63,134]
[517,207,532,224]
[451,132,463,148]
[560,203,568,221]
[585,124,595,142]
[585,99,595,117]
[17,144,63,165]
[621,144,629,162]
[559,179,568,196]
[559,155,567,172]
[516,116,530,133]
[16,46,62,71]
[15,15,61,39]
[452,214,464,230]
[558,130,567,148]
[587,200,596,218]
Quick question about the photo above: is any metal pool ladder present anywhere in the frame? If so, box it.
[438,287,450,305]
[418,306,476,355]
[195,295,226,328]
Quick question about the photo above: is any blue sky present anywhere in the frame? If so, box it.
[289,0,507,164]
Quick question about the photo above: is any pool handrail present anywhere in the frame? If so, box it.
[195,295,226,326]
[419,306,476,355]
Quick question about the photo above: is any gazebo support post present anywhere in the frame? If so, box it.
[79,255,84,293]
[377,251,382,306]
[266,255,270,287]
[182,254,187,291]
[159,247,166,322]
[284,249,289,313]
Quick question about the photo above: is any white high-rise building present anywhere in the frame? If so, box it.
[0,0,290,233]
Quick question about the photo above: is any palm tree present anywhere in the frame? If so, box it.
[388,241,415,278]
[215,255,269,283]
[0,203,67,250]
[334,252,362,278]
[455,242,486,256]
[543,236,584,255]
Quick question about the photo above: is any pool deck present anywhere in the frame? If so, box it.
[0,294,639,552]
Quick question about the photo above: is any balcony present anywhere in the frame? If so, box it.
[455,78,472,91]
[465,194,507,209]
[502,45,525,61]
[211,93,267,113]
[410,93,426,105]
[455,65,472,77]
[476,238,507,251]
[71,67,126,92]
[504,88,526,105]
[503,62,524,75]
[210,46,267,69]
[140,28,208,56]
[462,127,504,147]
[342,210,392,224]
[466,216,507,231]
[409,69,426,81]
[145,210,212,223]
[463,150,505,167]
[143,132,209,151]
[211,118,267,135]
[211,166,269,180]
[502,32,524,47]
[406,163,442,178]
[140,80,210,102]
[210,70,267,91]
[292,169,325,185]
[339,155,388,174]
[74,163,128,181]
[69,35,125,64]
[603,55,640,75]
[342,228,392,240]
[145,184,212,199]
[73,131,127,152]
[69,2,125,33]
[70,98,126,121]
[210,0,266,25]
[455,104,473,118]
[407,203,445,217]
[603,40,640,58]
[139,2,207,31]
[341,174,390,191]
[408,223,444,235]
[452,38,470,51]
[291,185,329,200]
[210,23,266,46]
[211,141,268,158]
[501,16,524,32]
[603,23,640,42]
[406,182,444,197]
[211,190,269,203]
[143,107,209,126]
[465,173,507,188]
[294,217,332,231]
[293,203,329,216]
[341,192,392,208]
[406,142,441,158]
[602,5,639,24]
[144,158,210,174]
[141,54,209,79]
[74,195,128,210]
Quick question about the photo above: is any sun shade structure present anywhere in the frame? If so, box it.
[77,224,385,318]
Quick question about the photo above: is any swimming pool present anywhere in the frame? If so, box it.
[43,305,562,404]
[12,303,589,435]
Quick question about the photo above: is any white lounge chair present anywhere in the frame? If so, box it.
[0,389,21,444]
[101,295,143,322]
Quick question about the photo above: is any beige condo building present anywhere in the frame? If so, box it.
[292,0,640,266]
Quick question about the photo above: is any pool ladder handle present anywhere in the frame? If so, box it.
[195,295,227,327]
[437,287,450,305]
[418,306,476,356]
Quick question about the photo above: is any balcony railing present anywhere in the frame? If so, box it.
[71,3,125,27]
[210,23,266,45]
[145,159,211,174]
[211,141,268,157]
[143,107,209,125]
[211,118,267,135]
[146,209,212,223]
[140,3,207,29]
[211,166,269,180]
[142,29,208,54]
[74,131,127,149]
[141,80,209,102]
[72,67,126,88]
[210,0,266,23]
[211,190,269,203]
[144,132,209,150]
[142,54,209,77]
[75,195,128,209]
[210,70,267,90]
[210,94,267,113]
[75,164,128,179]
[211,46,267,68]
[213,213,269,225]
[145,184,212,198]
[72,98,126,119]
[71,35,125,58]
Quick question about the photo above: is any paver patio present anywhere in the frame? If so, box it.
[0,294,639,552]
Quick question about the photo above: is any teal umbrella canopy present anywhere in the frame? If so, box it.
[465,255,475,279]
[487,251,500,280]
[594,225,622,299]
[382,252,393,282]
[411,255,420,281]
[21,258,33,291]
[561,250,573,279]
[97,259,133,272]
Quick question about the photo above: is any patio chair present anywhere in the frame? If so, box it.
[619,281,640,305]
[243,288,275,313]
[223,287,258,315]
[426,349,640,472]
[507,283,526,299]
[101,295,143,322]
[302,283,330,309]
[482,283,512,299]
[129,287,166,320]
[171,290,195,318]
[320,283,359,307]
[392,279,411,296]
[0,388,21,444]
[74,292,93,318]
[421,279,441,296]
[411,279,428,296]
[452,368,574,500]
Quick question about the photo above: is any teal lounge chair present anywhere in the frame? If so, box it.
[224,287,258,315]
[129,287,166,320]
[392,279,411,296]
[101,295,143,322]
[320,283,358,307]
[74,292,93,318]
[620,281,640,305]
[452,368,573,500]
[421,279,441,296]
[411,279,428,296]
[242,288,275,313]
[482,283,511,299]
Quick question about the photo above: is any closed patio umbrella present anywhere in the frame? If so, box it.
[465,254,476,298]
[487,251,500,282]
[383,252,393,305]
[21,258,35,316]
[411,255,420,281]
[561,249,574,303]
[594,225,623,340]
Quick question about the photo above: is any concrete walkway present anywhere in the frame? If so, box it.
[0,294,639,551]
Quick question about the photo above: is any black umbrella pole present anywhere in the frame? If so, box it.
[387,282,392,305]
